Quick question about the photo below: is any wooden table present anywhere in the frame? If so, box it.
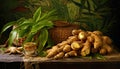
[0,53,120,69]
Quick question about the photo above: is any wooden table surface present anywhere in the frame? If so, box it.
[0,53,120,69]
[1,44,120,69]
[0,53,120,63]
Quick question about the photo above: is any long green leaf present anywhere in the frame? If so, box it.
[23,21,50,43]
[39,9,56,21]
[16,17,26,25]
[8,30,18,46]
[22,18,33,24]
[31,20,53,33]
[17,26,31,37]
[37,28,48,55]
[86,0,91,13]
[15,22,33,30]
[23,32,36,43]
[71,0,87,9]
[33,7,42,22]
[13,23,33,38]
[0,21,16,35]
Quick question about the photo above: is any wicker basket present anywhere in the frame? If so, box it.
[49,21,80,44]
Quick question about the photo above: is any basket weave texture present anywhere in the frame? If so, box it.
[49,21,80,44]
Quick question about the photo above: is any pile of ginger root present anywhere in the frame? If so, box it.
[46,29,114,59]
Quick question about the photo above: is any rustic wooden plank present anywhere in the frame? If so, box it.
[1,53,120,62]
[0,54,23,62]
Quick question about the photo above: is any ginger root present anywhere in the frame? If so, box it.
[64,51,77,58]
[102,36,112,45]
[72,29,82,35]
[63,44,71,52]
[99,48,107,55]
[66,35,79,44]
[91,33,103,49]
[46,46,59,58]
[93,30,103,36]
[54,52,64,59]
[46,29,114,59]
[80,40,91,56]
[71,41,83,50]
[78,31,87,41]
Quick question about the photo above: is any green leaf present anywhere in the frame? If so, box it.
[22,18,33,24]
[27,20,53,43]
[45,35,54,49]
[8,30,18,46]
[0,21,16,35]
[37,29,48,56]
[31,20,53,33]
[24,32,36,43]
[99,0,108,6]
[16,17,26,25]
[13,22,33,37]
[38,51,47,57]
[94,53,105,60]
[15,22,33,30]
[33,7,42,22]
[17,26,31,37]
[39,9,56,21]
[92,0,99,6]
[86,0,90,12]
[71,0,85,9]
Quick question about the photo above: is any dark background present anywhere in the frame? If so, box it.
[109,0,120,50]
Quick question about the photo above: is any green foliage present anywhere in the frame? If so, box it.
[71,0,115,34]
[49,0,72,22]
[37,28,48,55]
[0,7,57,56]
[23,0,51,15]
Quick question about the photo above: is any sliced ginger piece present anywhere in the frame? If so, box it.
[71,41,83,50]
[72,29,82,35]
[64,51,77,58]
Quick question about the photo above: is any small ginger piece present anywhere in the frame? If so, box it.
[102,36,113,54]
[81,40,91,56]
[57,45,64,52]
[5,47,23,54]
[46,45,58,54]
[93,30,103,36]
[78,31,87,41]
[46,49,52,54]
[54,52,64,59]
[87,36,94,43]
[99,48,107,55]
[103,44,113,53]
[66,35,79,44]
[72,29,82,35]
[71,41,83,50]
[46,46,59,58]
[63,44,71,52]
[64,51,77,58]
[57,41,68,47]
[91,33,103,49]
[87,31,92,36]
[102,36,112,45]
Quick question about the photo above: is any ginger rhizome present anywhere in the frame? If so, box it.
[46,29,114,59]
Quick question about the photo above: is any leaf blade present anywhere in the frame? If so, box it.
[33,7,42,22]
[0,21,16,35]
[37,28,48,56]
